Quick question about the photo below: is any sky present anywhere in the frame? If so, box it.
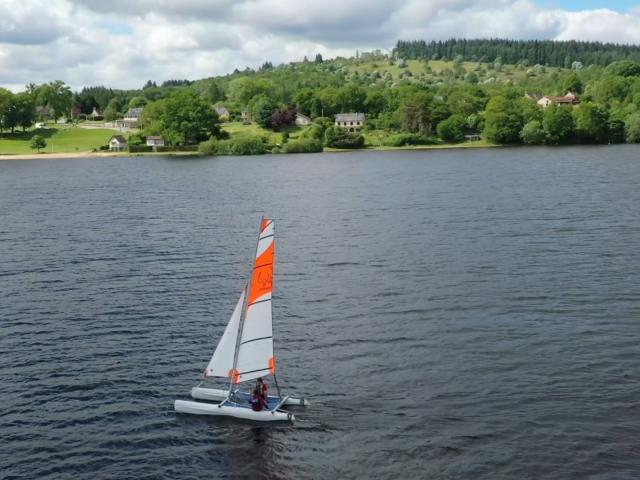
[1,0,640,92]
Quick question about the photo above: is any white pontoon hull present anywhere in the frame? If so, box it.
[174,400,294,422]
[191,387,309,406]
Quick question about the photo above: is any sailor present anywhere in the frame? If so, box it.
[256,377,268,401]
[249,388,264,412]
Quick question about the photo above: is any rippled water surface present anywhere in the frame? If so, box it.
[2,147,640,479]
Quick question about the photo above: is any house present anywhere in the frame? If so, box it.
[116,107,144,129]
[215,106,230,121]
[335,113,365,132]
[295,112,312,126]
[526,91,580,108]
[89,107,103,121]
[108,135,128,152]
[36,106,53,121]
[146,136,165,151]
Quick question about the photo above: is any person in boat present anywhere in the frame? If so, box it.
[256,377,268,401]
[249,388,265,411]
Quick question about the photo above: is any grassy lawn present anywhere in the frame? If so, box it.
[0,126,119,154]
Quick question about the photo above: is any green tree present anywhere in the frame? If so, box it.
[142,89,221,145]
[253,97,278,129]
[562,73,583,94]
[437,114,466,142]
[293,88,316,116]
[30,134,46,152]
[336,85,366,113]
[103,97,123,121]
[605,60,640,77]
[543,105,575,144]
[520,120,546,144]
[228,77,275,107]
[15,93,36,131]
[38,80,72,120]
[0,88,14,133]
[364,90,387,116]
[128,96,148,109]
[399,91,433,134]
[573,103,609,143]
[324,126,365,148]
[625,113,640,142]
[483,96,523,144]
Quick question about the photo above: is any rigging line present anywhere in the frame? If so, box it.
[248,298,271,307]
[239,367,271,375]
[253,262,273,269]
[240,335,272,346]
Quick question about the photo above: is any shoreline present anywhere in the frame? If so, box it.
[0,141,580,161]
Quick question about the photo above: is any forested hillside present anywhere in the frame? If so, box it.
[394,39,640,68]
[3,39,640,155]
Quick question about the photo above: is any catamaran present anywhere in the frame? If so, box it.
[174,218,307,422]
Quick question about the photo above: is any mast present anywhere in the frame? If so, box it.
[227,216,264,399]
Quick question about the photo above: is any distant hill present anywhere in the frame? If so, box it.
[394,39,640,68]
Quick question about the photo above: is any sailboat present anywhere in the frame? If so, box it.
[174,218,307,422]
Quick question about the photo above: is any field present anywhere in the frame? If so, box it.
[0,126,119,155]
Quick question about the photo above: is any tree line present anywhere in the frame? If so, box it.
[394,39,640,68]
[5,42,640,151]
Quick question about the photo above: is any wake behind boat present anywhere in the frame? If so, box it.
[174,218,306,422]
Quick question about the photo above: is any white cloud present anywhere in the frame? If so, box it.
[0,0,639,91]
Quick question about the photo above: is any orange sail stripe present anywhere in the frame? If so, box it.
[268,356,276,374]
[248,241,274,305]
[261,218,271,232]
[229,368,240,384]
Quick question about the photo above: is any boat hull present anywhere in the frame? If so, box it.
[174,400,293,422]
[191,387,308,406]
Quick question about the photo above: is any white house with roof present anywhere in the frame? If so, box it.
[146,136,165,151]
[335,113,365,132]
[116,107,144,129]
[108,135,128,152]
[295,112,312,126]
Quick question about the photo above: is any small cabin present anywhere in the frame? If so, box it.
[295,113,312,126]
[215,106,230,121]
[109,135,128,152]
[146,136,165,151]
[334,113,365,132]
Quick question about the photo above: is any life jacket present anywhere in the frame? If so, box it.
[249,393,264,412]
[258,382,268,400]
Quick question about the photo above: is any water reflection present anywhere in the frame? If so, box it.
[209,424,289,480]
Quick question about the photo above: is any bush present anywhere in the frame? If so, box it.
[324,126,365,149]
[198,135,266,156]
[299,123,325,140]
[436,114,466,142]
[128,133,146,145]
[129,145,153,152]
[198,138,218,155]
[383,133,428,147]
[282,138,323,153]
[520,120,546,144]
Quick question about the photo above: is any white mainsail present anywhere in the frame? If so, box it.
[234,219,276,383]
[204,289,245,378]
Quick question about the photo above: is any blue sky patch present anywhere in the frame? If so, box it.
[98,22,134,35]
[542,0,638,12]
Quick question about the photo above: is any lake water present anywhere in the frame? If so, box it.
[1,146,640,479]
